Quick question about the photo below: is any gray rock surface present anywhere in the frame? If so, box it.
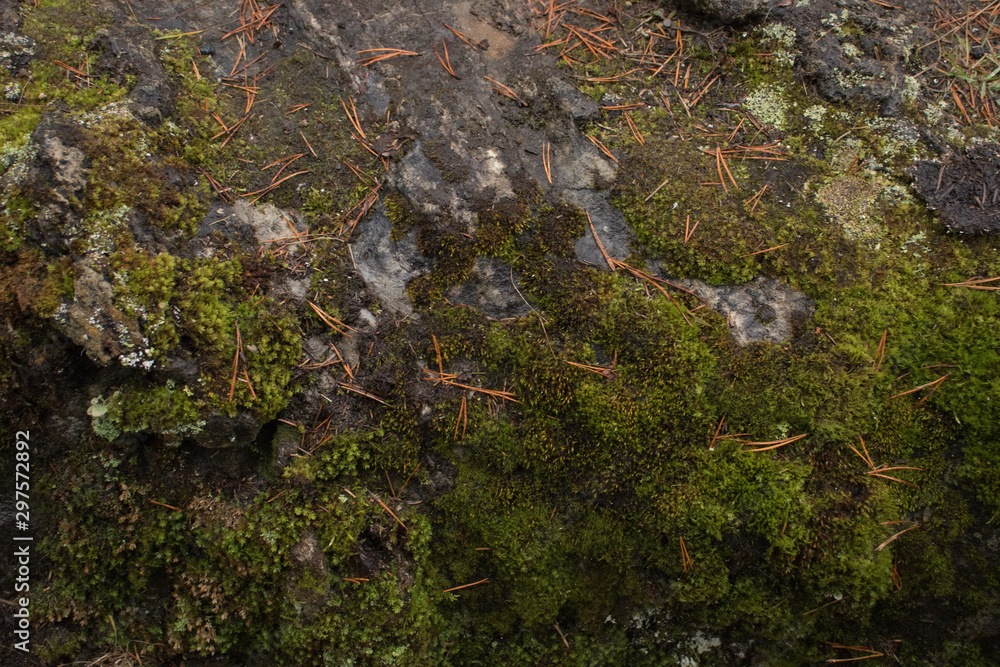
[446,257,534,319]
[675,276,814,345]
[352,206,429,315]
[682,0,765,23]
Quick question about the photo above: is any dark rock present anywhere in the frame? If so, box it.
[56,263,147,366]
[89,24,175,124]
[189,410,262,449]
[287,531,330,617]
[446,257,534,319]
[270,424,301,475]
[681,0,764,23]
[909,144,1000,234]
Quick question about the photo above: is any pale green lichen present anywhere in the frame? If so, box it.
[743,84,787,131]
[761,23,796,68]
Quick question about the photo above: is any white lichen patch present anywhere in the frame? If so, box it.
[924,99,949,125]
[761,23,796,68]
[0,141,37,180]
[743,84,788,131]
[82,204,131,256]
[864,117,922,161]
[841,42,861,59]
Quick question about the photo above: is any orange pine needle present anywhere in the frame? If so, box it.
[586,134,618,163]
[442,578,489,594]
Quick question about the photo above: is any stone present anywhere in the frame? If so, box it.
[681,0,764,23]
[673,276,814,345]
[351,207,430,316]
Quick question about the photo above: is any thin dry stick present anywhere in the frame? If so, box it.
[554,621,570,647]
[149,500,182,511]
[442,578,489,594]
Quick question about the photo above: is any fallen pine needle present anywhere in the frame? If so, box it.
[679,535,693,572]
[740,242,788,258]
[442,578,489,594]
[542,141,553,183]
[875,522,921,552]
[942,276,1000,290]
[587,211,616,271]
[587,134,618,163]
[444,23,486,50]
[740,433,808,452]
[484,76,526,105]
[369,492,406,529]
[149,500,182,511]
[888,373,950,402]
[356,48,419,66]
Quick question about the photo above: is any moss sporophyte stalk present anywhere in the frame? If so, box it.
[2,0,1000,664]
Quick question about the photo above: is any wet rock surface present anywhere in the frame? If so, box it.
[910,143,1000,234]
[676,276,814,345]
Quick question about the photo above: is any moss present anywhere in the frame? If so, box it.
[106,381,205,440]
